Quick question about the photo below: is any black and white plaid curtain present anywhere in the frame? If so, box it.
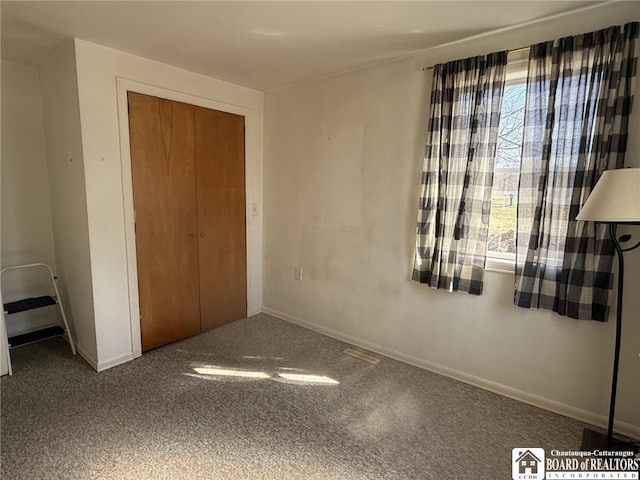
[515,22,639,321]
[413,52,507,294]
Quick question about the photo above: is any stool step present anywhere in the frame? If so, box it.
[8,325,65,348]
[4,295,57,314]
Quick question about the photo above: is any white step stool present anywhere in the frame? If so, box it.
[1,263,76,375]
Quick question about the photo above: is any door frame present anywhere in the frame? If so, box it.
[116,78,260,358]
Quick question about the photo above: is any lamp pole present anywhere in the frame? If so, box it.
[605,223,640,445]
[607,224,623,443]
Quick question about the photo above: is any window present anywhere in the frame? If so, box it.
[414,24,636,316]
[486,55,528,272]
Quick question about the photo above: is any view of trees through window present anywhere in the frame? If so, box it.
[488,81,526,255]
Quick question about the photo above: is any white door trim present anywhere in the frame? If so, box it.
[115,77,260,358]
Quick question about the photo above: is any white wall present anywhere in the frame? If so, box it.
[264,3,640,435]
[1,60,57,336]
[39,41,97,366]
[72,39,264,371]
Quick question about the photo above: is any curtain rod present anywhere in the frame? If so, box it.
[422,45,531,71]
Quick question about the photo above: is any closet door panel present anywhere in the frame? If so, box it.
[194,107,247,330]
[128,92,201,351]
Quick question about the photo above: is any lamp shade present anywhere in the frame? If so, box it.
[576,168,640,223]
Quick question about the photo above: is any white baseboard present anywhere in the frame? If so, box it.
[263,306,640,440]
[76,344,98,371]
[45,338,132,373]
[96,352,135,372]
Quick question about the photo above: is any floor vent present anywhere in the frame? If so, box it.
[343,348,379,364]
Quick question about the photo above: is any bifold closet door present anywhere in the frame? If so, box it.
[128,92,201,351]
[128,92,248,351]
[194,107,247,331]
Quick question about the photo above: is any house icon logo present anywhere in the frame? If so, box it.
[512,448,545,480]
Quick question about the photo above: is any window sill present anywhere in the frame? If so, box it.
[486,257,515,275]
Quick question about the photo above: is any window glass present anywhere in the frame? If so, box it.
[487,63,527,262]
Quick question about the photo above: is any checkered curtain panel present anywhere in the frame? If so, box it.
[413,52,508,295]
[515,22,639,321]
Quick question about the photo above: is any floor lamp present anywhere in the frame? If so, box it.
[576,167,640,452]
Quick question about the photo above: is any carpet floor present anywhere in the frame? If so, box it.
[1,313,588,479]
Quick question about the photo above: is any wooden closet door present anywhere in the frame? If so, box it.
[128,92,201,351]
[194,107,247,330]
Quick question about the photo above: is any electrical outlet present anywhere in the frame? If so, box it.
[294,267,303,281]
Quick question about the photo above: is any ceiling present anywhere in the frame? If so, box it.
[1,1,604,91]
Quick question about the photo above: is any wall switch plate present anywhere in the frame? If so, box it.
[295,267,303,281]
[251,203,258,216]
